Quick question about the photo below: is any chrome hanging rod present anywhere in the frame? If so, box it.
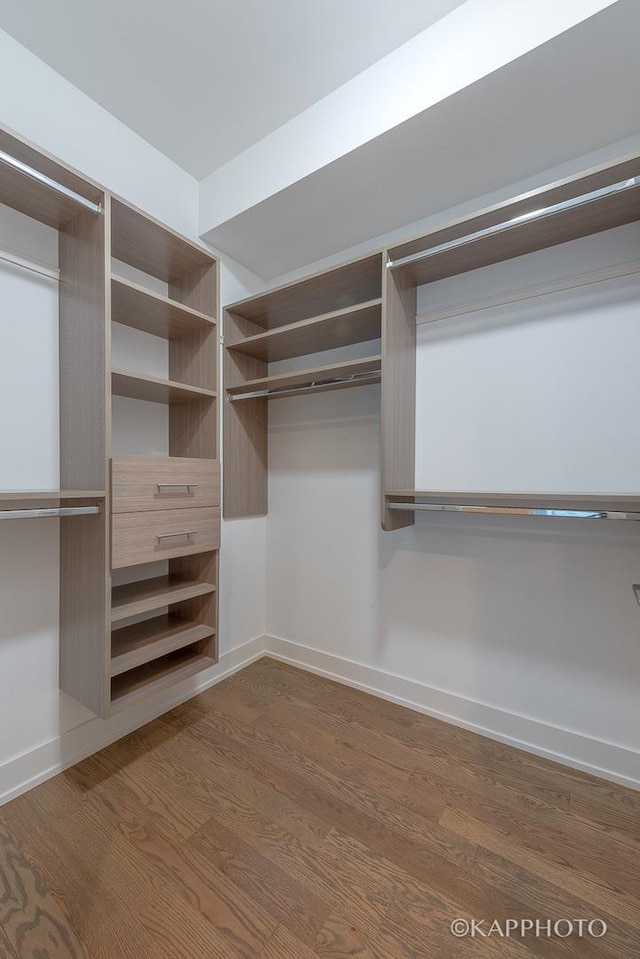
[229,369,381,401]
[0,247,59,281]
[386,176,640,272]
[0,506,101,520]
[387,502,640,521]
[0,149,102,215]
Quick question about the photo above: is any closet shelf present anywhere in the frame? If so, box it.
[386,490,640,512]
[227,299,382,362]
[0,490,105,503]
[111,614,214,677]
[111,275,216,338]
[111,197,216,282]
[110,648,216,713]
[111,369,217,404]
[227,355,381,400]
[112,576,216,623]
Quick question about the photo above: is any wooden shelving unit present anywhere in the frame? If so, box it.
[224,252,384,518]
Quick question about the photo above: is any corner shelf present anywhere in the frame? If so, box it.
[112,576,216,623]
[111,370,217,404]
[227,355,382,400]
[111,275,217,339]
[227,299,381,363]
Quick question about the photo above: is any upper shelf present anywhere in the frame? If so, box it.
[0,125,104,228]
[227,298,382,363]
[227,252,383,330]
[111,275,217,339]
[111,197,216,283]
[112,370,217,404]
[387,152,640,286]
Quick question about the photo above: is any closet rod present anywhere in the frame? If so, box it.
[229,369,381,401]
[0,149,102,215]
[387,502,640,521]
[0,506,101,521]
[0,247,59,281]
[387,176,640,271]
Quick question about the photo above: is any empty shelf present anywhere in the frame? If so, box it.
[111,614,214,677]
[227,355,382,400]
[0,490,104,503]
[227,299,381,362]
[110,648,216,713]
[386,490,640,511]
[111,275,216,338]
[112,370,216,404]
[112,576,216,623]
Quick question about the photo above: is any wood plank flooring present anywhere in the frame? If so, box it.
[0,657,639,958]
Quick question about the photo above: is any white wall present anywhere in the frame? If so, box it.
[265,164,640,790]
[0,30,266,803]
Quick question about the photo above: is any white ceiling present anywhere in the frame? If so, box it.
[0,0,468,178]
[202,0,640,278]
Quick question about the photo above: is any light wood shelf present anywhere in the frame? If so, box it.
[112,576,216,623]
[110,648,215,713]
[111,614,214,677]
[111,370,217,404]
[0,490,105,503]
[227,355,382,399]
[227,299,381,362]
[386,490,640,512]
[111,275,216,339]
[229,252,383,329]
[111,197,216,283]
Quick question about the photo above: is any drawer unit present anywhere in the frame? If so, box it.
[112,507,220,569]
[111,455,220,513]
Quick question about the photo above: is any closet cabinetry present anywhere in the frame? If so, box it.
[0,124,220,719]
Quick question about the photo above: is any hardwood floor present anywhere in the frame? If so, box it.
[0,657,639,958]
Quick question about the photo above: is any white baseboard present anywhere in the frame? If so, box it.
[2,631,638,805]
[264,634,640,791]
[0,635,266,806]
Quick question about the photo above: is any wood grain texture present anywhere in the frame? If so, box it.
[381,260,416,531]
[111,274,216,339]
[227,299,382,363]
[111,455,219,513]
[228,252,383,329]
[111,506,220,568]
[59,203,110,717]
[2,658,639,959]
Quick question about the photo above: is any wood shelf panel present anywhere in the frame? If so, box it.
[227,355,382,397]
[227,299,382,362]
[0,490,105,503]
[111,197,215,282]
[111,275,216,339]
[111,370,217,404]
[228,253,383,329]
[111,614,214,677]
[110,649,216,713]
[111,576,216,623]
[386,490,640,511]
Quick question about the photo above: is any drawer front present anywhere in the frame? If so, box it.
[111,456,220,513]
[112,507,220,569]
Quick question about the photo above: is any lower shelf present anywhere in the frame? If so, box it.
[110,648,216,713]
[111,614,214,677]
[112,576,216,623]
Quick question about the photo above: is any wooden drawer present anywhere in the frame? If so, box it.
[111,455,220,513]
[112,507,220,569]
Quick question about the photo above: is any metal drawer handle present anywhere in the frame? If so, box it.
[156,483,198,490]
[157,530,198,541]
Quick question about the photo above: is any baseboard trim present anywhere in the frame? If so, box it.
[263,634,640,791]
[0,635,266,806]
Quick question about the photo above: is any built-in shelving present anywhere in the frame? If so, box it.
[386,490,640,512]
[111,275,217,339]
[227,356,382,400]
[0,490,105,503]
[111,370,217,404]
[110,648,215,713]
[111,576,216,623]
[227,299,381,363]
[111,614,214,677]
